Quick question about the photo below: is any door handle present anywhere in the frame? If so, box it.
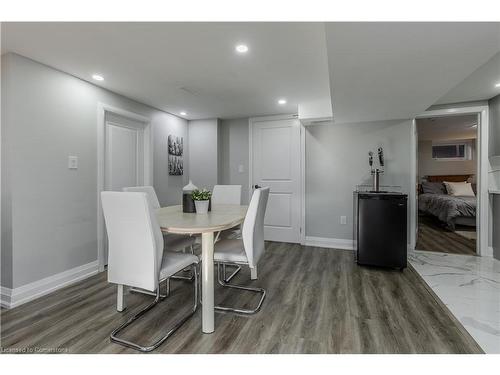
[254,184,262,189]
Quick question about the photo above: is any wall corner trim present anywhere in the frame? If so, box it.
[0,260,99,309]
[304,236,355,250]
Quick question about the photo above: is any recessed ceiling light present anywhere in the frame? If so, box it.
[235,44,249,53]
[278,99,287,105]
[495,82,500,88]
[92,74,104,81]
[180,111,187,116]
[446,109,456,113]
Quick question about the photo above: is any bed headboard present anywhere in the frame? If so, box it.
[426,174,472,183]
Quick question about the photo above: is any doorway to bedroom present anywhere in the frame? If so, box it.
[415,114,478,255]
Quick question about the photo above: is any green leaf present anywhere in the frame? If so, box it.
[191,188,212,201]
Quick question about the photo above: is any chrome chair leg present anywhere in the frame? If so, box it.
[172,248,195,281]
[172,245,196,281]
[195,261,241,305]
[130,278,170,298]
[166,278,171,296]
[111,264,198,352]
[222,263,241,283]
[214,263,266,315]
[172,272,195,281]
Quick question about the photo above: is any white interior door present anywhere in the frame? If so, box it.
[251,117,301,243]
[105,122,143,190]
[103,115,145,264]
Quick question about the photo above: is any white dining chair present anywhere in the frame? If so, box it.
[212,186,269,314]
[123,186,195,278]
[101,191,199,352]
[211,184,243,281]
[122,185,161,208]
[212,185,242,205]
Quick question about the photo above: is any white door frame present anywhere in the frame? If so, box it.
[410,105,490,256]
[97,103,152,271]
[248,114,306,245]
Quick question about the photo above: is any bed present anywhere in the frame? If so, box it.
[418,174,476,230]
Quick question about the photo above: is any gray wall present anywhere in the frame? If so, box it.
[489,94,500,260]
[1,52,13,288]
[418,139,476,181]
[490,95,500,157]
[1,53,188,288]
[305,120,412,240]
[153,112,189,206]
[218,118,250,203]
[214,117,412,240]
[188,119,219,190]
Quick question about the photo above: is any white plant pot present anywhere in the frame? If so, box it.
[195,200,209,214]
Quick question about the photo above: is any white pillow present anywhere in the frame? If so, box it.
[444,181,475,197]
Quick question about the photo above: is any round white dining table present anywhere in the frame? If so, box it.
[156,204,247,333]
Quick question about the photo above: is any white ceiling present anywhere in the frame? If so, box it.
[325,22,500,124]
[1,22,330,120]
[417,115,478,141]
[2,22,499,123]
[436,51,500,105]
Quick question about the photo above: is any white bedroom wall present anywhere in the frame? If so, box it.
[417,140,477,181]
[1,53,188,291]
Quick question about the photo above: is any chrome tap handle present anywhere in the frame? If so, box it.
[378,147,384,168]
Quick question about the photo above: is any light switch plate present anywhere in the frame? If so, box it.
[68,156,78,169]
[340,216,347,225]
[238,164,245,173]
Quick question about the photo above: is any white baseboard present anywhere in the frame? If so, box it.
[304,237,414,253]
[0,287,12,309]
[485,246,494,257]
[0,260,99,309]
[305,236,354,250]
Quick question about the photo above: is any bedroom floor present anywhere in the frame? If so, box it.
[416,215,476,255]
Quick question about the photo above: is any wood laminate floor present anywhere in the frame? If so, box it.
[416,215,476,255]
[0,242,482,354]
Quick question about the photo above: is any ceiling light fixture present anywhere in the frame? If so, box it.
[235,44,249,53]
[92,74,104,81]
[278,99,287,105]
[180,111,187,116]
[495,82,500,88]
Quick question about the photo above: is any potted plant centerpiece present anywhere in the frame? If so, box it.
[192,189,212,214]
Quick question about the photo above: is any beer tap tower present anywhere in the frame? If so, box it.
[368,147,384,192]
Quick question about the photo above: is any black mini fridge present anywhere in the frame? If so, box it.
[354,192,407,270]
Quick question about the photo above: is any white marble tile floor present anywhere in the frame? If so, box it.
[409,250,500,353]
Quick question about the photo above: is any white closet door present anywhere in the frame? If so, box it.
[105,121,144,191]
[103,117,145,264]
[251,117,301,243]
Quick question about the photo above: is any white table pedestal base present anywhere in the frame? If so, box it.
[157,204,247,334]
[201,232,215,333]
